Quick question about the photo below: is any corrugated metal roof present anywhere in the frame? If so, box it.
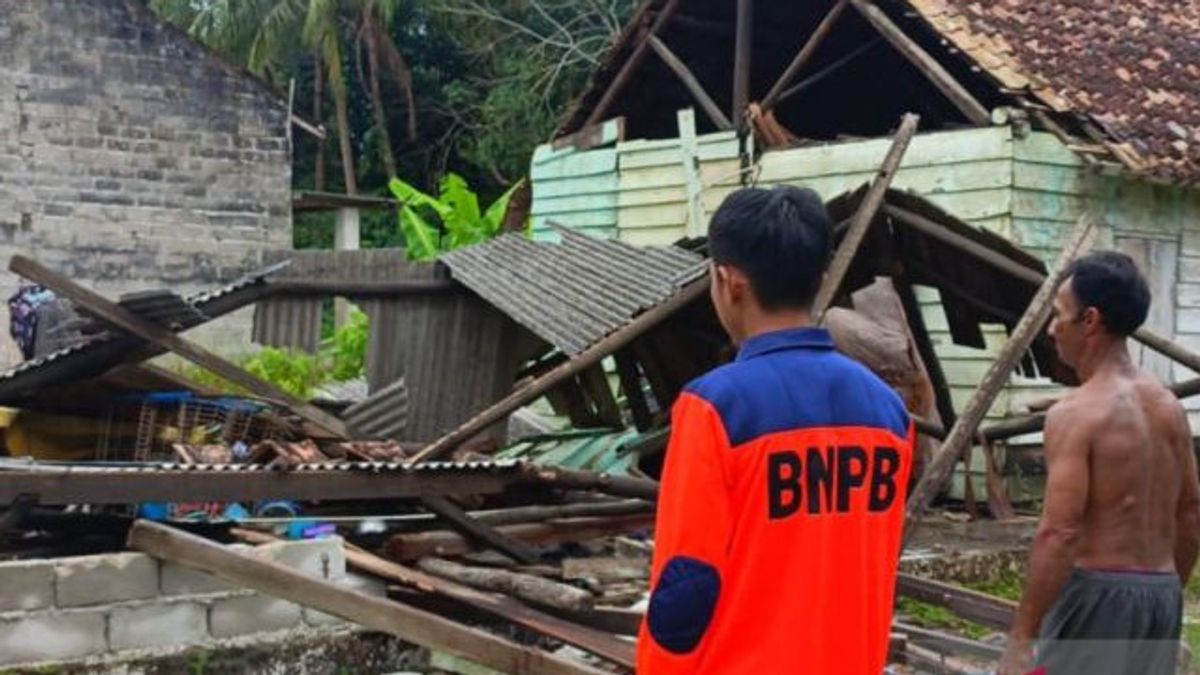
[495,428,645,475]
[0,263,284,400]
[0,456,521,474]
[343,377,408,442]
[79,290,209,332]
[440,228,703,355]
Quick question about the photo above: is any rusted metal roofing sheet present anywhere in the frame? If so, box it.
[0,263,286,404]
[440,228,703,355]
[343,377,408,442]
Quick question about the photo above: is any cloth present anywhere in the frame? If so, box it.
[1037,567,1182,675]
[636,327,915,674]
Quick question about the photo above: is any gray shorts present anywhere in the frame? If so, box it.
[1037,568,1182,675]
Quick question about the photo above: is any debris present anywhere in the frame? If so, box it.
[416,557,596,612]
[385,514,655,561]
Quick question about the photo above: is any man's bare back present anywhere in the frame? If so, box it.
[1052,366,1193,573]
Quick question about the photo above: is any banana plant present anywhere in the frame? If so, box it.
[388,174,526,261]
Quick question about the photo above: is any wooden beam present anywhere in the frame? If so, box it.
[813,113,920,319]
[416,557,594,612]
[761,0,849,110]
[905,214,1095,526]
[386,514,655,561]
[10,256,350,439]
[586,0,684,126]
[896,573,1016,630]
[647,35,733,130]
[230,528,635,667]
[847,0,990,125]
[885,203,1200,376]
[518,465,660,501]
[579,364,623,429]
[129,522,607,675]
[420,495,541,565]
[776,38,882,106]
[407,278,709,464]
[614,349,654,431]
[732,0,755,131]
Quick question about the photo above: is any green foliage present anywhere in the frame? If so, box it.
[172,308,368,400]
[324,307,369,381]
[388,173,525,260]
[965,569,1025,602]
[896,597,991,640]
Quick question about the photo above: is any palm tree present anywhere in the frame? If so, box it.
[150,0,419,191]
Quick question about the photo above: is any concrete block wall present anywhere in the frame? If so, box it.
[0,0,293,364]
[0,536,386,668]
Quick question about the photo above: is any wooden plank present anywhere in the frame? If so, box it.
[848,0,989,125]
[579,364,623,429]
[386,515,656,561]
[647,36,732,130]
[893,621,1003,660]
[551,117,626,152]
[813,113,920,318]
[416,557,594,612]
[128,522,607,675]
[761,0,849,110]
[421,495,541,565]
[408,278,709,464]
[10,256,350,439]
[614,349,654,431]
[586,0,684,126]
[732,0,754,131]
[677,108,707,237]
[905,214,1095,526]
[896,573,1016,630]
[229,530,636,668]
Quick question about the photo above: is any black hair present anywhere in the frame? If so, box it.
[1063,251,1150,336]
[707,185,833,310]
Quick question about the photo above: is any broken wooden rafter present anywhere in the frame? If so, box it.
[586,0,684,126]
[813,113,921,319]
[408,277,709,464]
[420,495,541,565]
[9,256,350,439]
[761,0,850,111]
[732,0,755,131]
[647,34,733,131]
[848,0,990,126]
[130,522,608,675]
[906,214,1096,527]
[884,204,1200,375]
[775,38,883,106]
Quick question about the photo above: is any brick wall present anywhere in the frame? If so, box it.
[0,0,292,364]
[0,537,386,668]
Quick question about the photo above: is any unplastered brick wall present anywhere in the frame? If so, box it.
[0,537,386,668]
[0,0,293,365]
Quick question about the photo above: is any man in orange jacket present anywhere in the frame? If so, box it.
[636,186,914,674]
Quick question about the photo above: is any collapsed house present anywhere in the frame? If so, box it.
[528,0,1200,496]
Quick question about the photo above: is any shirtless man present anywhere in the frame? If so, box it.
[998,251,1200,675]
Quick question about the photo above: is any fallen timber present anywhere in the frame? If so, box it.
[130,521,614,675]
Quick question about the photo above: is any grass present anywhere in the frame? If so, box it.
[896,597,993,639]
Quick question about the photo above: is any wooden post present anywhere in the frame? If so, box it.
[586,0,684,126]
[732,0,754,131]
[648,37,732,130]
[677,108,707,237]
[129,521,608,675]
[813,113,920,319]
[848,0,990,126]
[905,214,1096,526]
[416,557,595,612]
[9,256,350,439]
[407,278,709,464]
[761,0,849,111]
[334,206,361,328]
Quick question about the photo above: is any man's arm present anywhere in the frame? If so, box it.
[1000,403,1091,671]
[637,392,733,673]
[1173,403,1200,585]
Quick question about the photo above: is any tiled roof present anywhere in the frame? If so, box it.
[908,0,1200,182]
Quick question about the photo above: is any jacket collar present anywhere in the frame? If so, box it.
[736,327,835,362]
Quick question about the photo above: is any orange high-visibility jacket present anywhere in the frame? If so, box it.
[637,327,914,674]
